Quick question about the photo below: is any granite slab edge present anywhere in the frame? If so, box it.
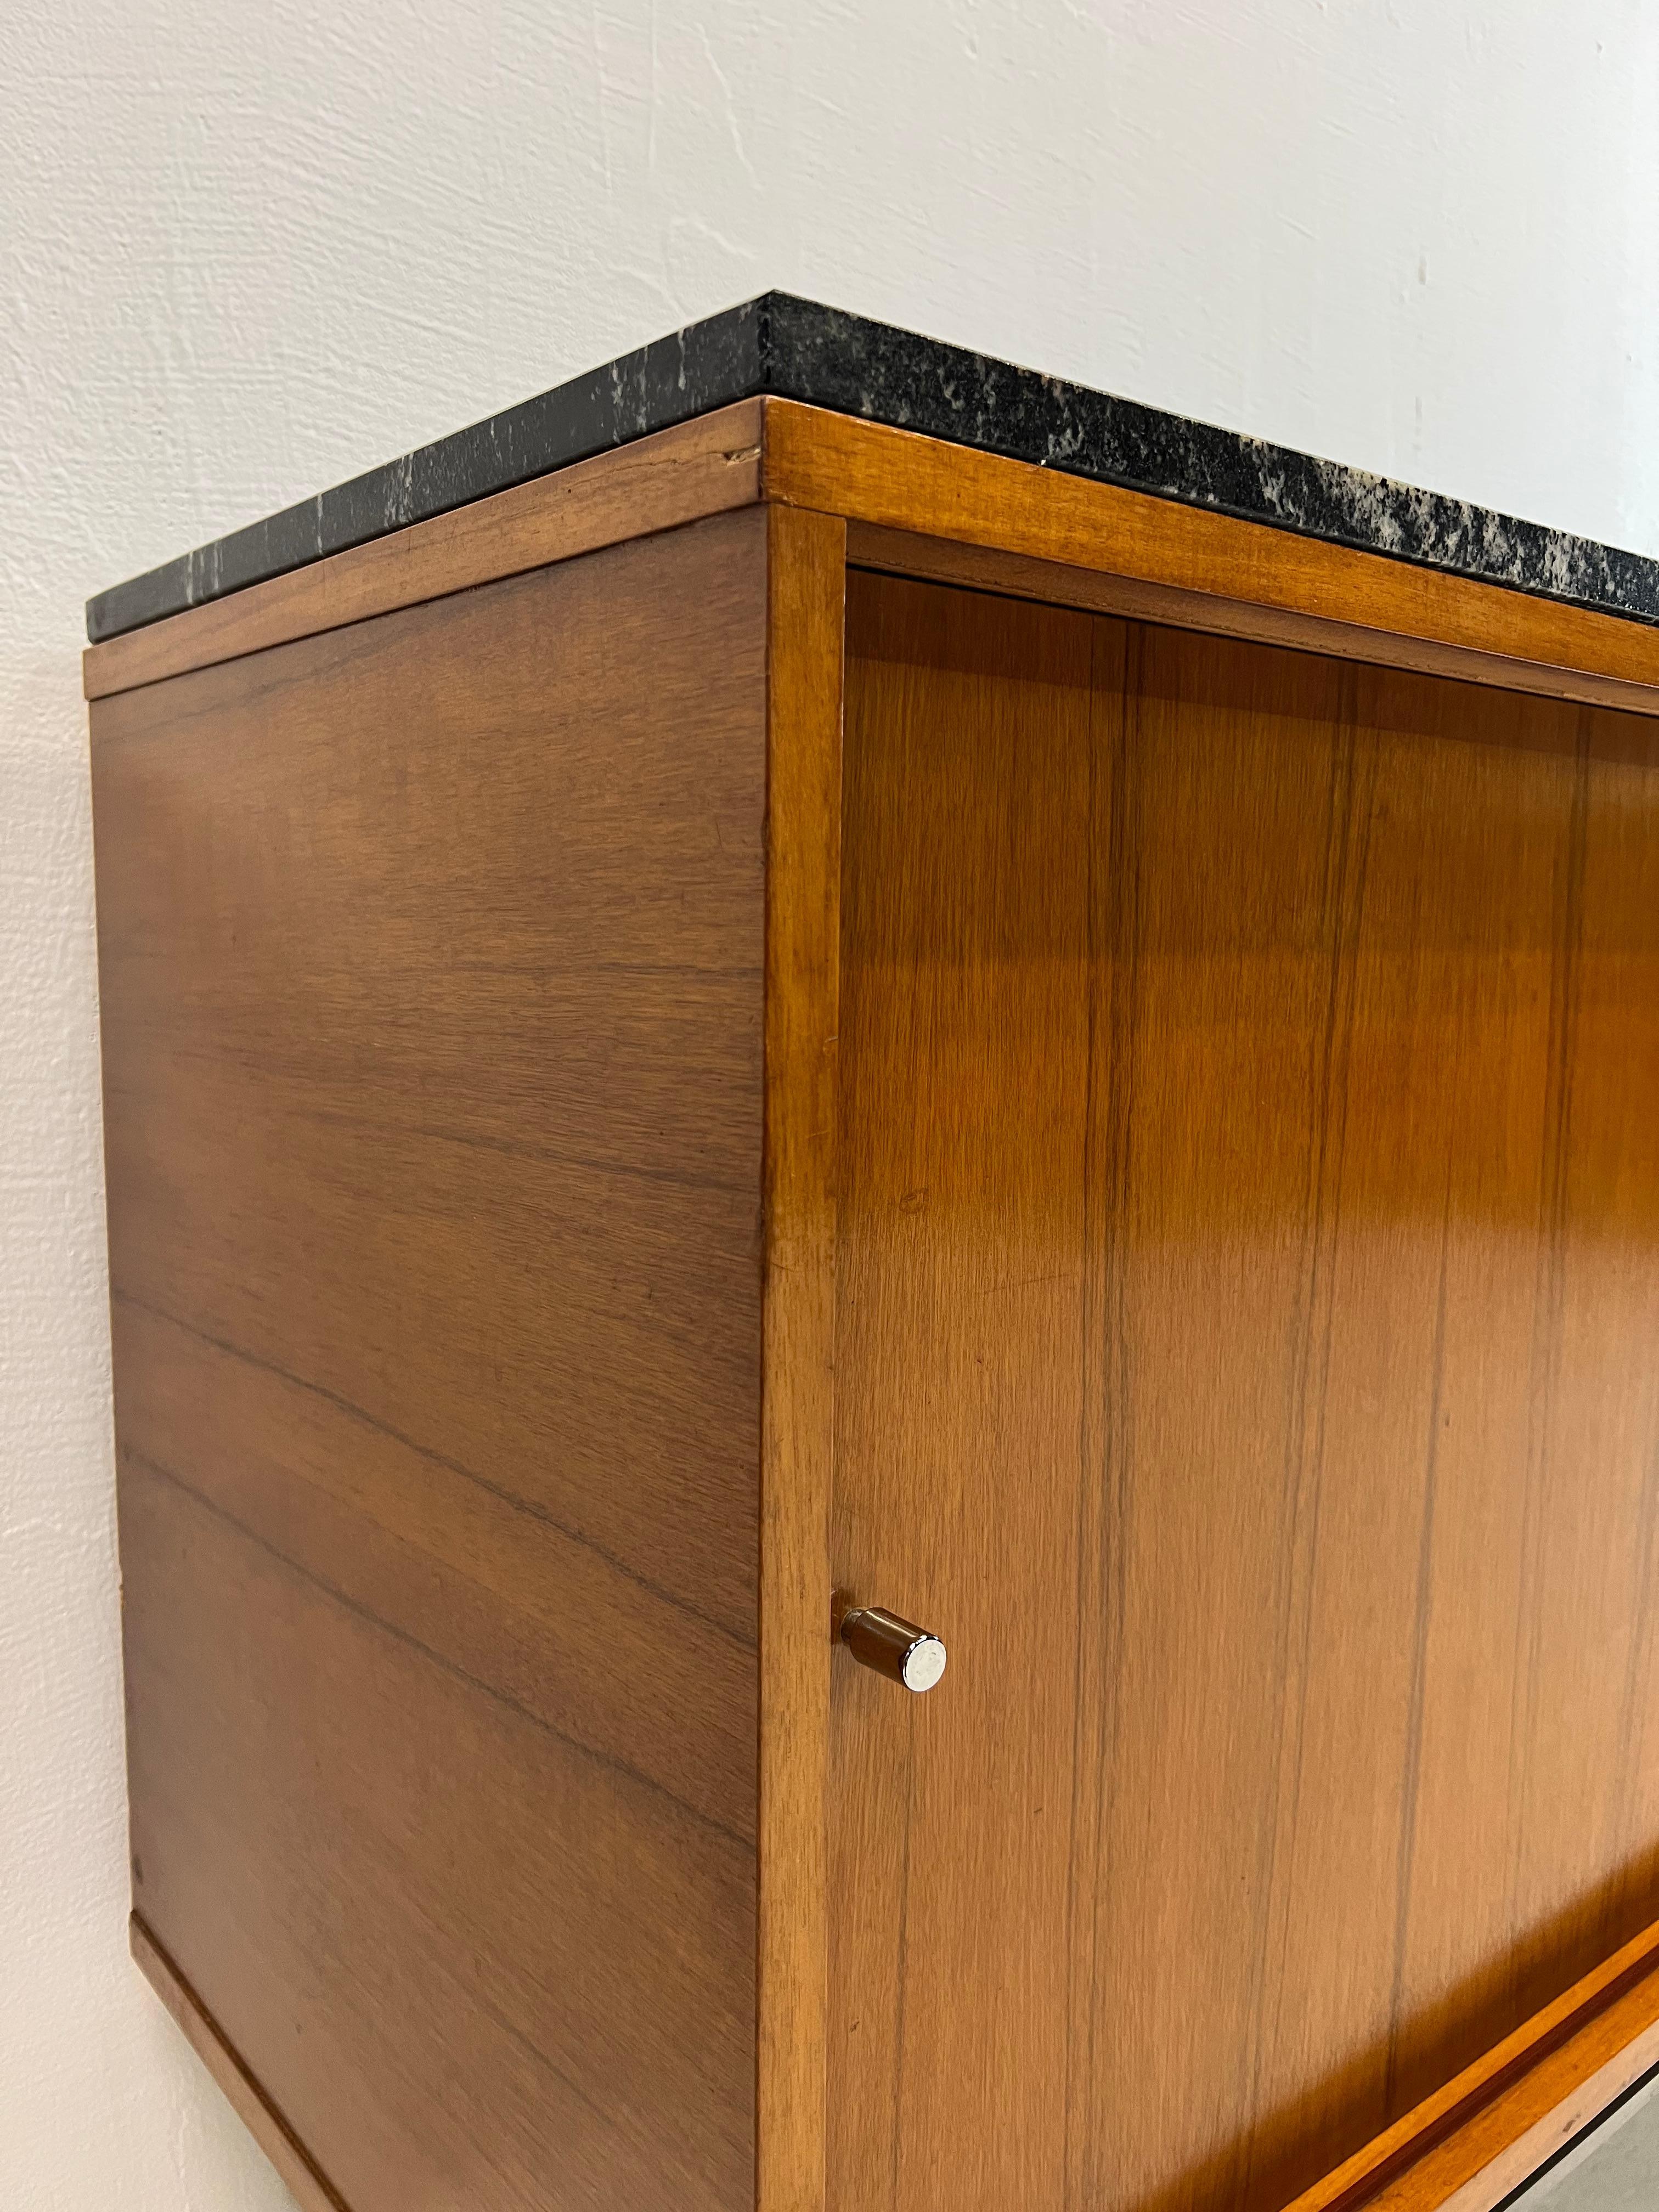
[86,293,1659,643]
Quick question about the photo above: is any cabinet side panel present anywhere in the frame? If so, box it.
[91,510,768,2212]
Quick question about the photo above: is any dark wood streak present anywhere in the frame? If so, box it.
[1071,611,1142,2210]
[889,1702,917,2212]
[1504,718,1593,2021]
[106,1073,763,1198]
[1386,1159,1458,2111]
[1607,1442,1659,1960]
[111,1287,753,1647]
[1242,668,1374,2210]
[126,1445,752,1853]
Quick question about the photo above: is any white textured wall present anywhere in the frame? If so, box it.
[4,3,1658,2204]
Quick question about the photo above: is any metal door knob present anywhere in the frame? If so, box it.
[839,1605,947,1693]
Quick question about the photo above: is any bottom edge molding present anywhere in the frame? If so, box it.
[1282,1914,1659,2212]
[129,1912,352,2212]
[129,1894,1659,2212]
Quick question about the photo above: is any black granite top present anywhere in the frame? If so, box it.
[87,292,1659,642]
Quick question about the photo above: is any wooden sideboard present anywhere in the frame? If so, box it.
[87,338,1659,2212]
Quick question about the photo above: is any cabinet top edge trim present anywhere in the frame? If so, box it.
[769,405,1659,709]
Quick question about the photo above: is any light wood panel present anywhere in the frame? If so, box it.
[93,509,771,2212]
[764,402,1659,708]
[83,400,764,700]
[827,571,1659,2212]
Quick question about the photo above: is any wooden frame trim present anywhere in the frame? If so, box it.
[757,504,845,2212]
[130,1914,352,2212]
[844,522,1659,719]
[1281,1916,1659,2212]
[82,400,765,701]
[764,401,1659,716]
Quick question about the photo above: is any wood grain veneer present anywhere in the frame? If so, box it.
[95,509,771,2212]
[827,571,1659,2212]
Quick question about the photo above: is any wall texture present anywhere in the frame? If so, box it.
[4,2,1659,2205]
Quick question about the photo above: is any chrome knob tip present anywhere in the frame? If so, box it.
[900,1635,947,1694]
[838,1602,947,1694]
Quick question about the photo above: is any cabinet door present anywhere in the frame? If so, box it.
[827,572,1659,2212]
